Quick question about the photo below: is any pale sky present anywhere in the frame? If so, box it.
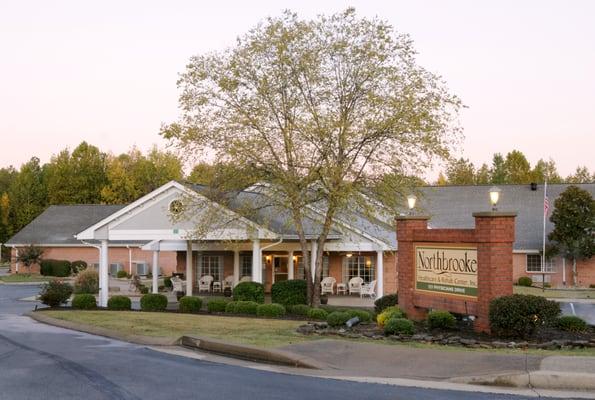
[1,0,594,178]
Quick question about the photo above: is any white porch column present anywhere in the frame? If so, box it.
[233,249,240,285]
[152,250,159,294]
[376,250,384,298]
[310,240,317,283]
[99,239,109,307]
[288,251,294,280]
[186,240,193,296]
[252,239,261,283]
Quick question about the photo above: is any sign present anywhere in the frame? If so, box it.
[415,245,478,298]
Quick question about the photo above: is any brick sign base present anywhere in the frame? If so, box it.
[396,212,517,333]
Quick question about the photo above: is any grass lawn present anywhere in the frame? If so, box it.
[42,310,314,348]
[514,285,595,299]
[0,274,54,283]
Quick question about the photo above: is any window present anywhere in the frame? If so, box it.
[296,255,329,280]
[240,254,252,278]
[198,255,223,281]
[342,255,375,283]
[526,254,554,272]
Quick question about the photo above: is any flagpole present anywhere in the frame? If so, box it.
[542,180,547,291]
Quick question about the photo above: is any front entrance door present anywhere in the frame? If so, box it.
[273,256,289,283]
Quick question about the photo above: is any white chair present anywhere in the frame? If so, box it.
[198,275,214,293]
[171,276,186,293]
[360,280,377,299]
[223,275,235,290]
[348,276,364,295]
[212,281,222,293]
[321,277,336,295]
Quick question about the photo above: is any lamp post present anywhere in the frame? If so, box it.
[489,186,501,211]
[407,194,417,215]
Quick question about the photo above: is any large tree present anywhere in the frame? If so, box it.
[566,166,594,184]
[445,158,476,185]
[8,157,47,232]
[503,150,532,184]
[548,186,595,286]
[163,9,462,305]
[531,158,562,184]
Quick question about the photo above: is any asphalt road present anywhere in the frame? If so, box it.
[0,285,583,400]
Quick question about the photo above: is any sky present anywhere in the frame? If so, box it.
[1,0,594,178]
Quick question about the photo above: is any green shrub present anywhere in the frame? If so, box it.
[139,285,149,294]
[556,315,588,332]
[207,298,229,313]
[39,280,73,307]
[232,282,265,303]
[517,276,533,287]
[140,293,168,311]
[427,310,456,330]
[71,294,96,310]
[346,309,372,323]
[327,311,351,327]
[179,296,202,313]
[374,293,398,313]
[234,301,259,315]
[307,308,328,320]
[271,279,307,306]
[257,303,286,318]
[384,317,415,335]
[116,270,128,279]
[225,301,238,313]
[107,295,131,310]
[73,269,99,294]
[288,304,312,316]
[71,260,87,274]
[164,277,172,289]
[377,306,405,327]
[489,294,561,338]
[40,259,72,277]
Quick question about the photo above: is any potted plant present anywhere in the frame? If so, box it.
[320,294,328,305]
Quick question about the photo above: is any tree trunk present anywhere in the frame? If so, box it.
[572,257,577,287]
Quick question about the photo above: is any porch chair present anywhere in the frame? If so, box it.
[212,281,222,293]
[198,275,214,293]
[223,275,235,290]
[171,276,186,294]
[321,277,336,295]
[348,276,364,295]
[360,280,377,299]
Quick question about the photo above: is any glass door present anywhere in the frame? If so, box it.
[273,256,289,283]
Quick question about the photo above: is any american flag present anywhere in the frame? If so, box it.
[544,195,550,216]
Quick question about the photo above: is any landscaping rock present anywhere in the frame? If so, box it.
[460,338,476,346]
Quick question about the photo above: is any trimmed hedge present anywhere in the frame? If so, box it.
[517,276,533,287]
[72,294,97,310]
[288,304,312,316]
[489,294,561,338]
[232,282,265,303]
[179,296,203,313]
[271,279,307,306]
[377,306,405,327]
[427,310,456,330]
[233,301,259,315]
[257,303,286,318]
[374,293,398,313]
[556,316,588,332]
[384,318,415,335]
[39,280,73,307]
[327,311,351,327]
[107,295,132,310]
[71,260,87,274]
[207,298,229,313]
[40,259,72,277]
[140,293,168,311]
[346,309,372,323]
[307,308,328,320]
[73,269,99,294]
[116,270,128,279]
[225,301,238,313]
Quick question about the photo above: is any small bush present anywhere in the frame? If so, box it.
[233,282,265,303]
[164,277,172,289]
[107,295,131,310]
[71,260,87,274]
[489,294,561,338]
[374,293,398,313]
[207,298,229,313]
[384,317,415,335]
[39,280,73,307]
[73,269,99,294]
[288,304,312,316]
[140,293,168,311]
[377,306,405,327]
[179,296,203,313]
[556,316,588,332]
[271,279,307,306]
[139,285,149,294]
[327,311,351,327]
[427,310,456,330]
[257,303,286,318]
[40,259,72,277]
[116,270,128,279]
[72,294,97,310]
[307,308,328,320]
[234,301,259,315]
[517,276,533,287]
[346,309,372,323]
[225,301,238,313]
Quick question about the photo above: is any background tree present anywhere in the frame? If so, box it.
[490,153,507,184]
[475,163,491,184]
[502,150,531,184]
[8,157,47,232]
[531,158,562,183]
[445,158,475,185]
[566,166,594,184]
[162,9,461,305]
[548,185,595,286]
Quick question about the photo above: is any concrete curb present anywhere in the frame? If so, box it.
[180,335,324,369]
[449,370,595,391]
[0,281,48,286]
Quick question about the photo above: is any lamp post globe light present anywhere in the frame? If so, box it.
[407,194,417,215]
[489,186,501,211]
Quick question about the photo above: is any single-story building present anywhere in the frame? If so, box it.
[6,181,594,306]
